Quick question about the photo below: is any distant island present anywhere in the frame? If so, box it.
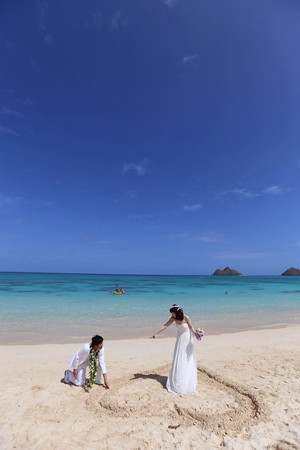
[212,266,243,276]
[281,267,300,276]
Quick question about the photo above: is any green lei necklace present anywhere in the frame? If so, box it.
[88,348,98,389]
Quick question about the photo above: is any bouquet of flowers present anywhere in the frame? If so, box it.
[195,328,204,341]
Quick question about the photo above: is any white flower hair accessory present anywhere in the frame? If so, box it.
[171,304,182,311]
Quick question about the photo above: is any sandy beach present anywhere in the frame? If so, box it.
[1,325,299,449]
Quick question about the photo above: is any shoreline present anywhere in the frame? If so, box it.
[1,326,299,449]
[1,320,299,346]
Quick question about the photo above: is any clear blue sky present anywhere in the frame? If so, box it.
[0,0,299,275]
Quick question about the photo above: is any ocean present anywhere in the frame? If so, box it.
[0,272,299,344]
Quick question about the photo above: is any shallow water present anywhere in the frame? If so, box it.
[0,272,299,344]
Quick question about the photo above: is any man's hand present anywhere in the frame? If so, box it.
[73,369,78,378]
[103,373,110,389]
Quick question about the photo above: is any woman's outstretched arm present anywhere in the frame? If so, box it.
[151,317,174,338]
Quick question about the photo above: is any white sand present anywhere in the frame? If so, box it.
[0,326,299,449]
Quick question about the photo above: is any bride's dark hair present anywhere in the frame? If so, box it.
[169,304,184,321]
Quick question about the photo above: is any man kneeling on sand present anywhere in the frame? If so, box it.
[64,335,109,389]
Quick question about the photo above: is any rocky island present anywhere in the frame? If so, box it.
[281,267,300,276]
[212,266,243,276]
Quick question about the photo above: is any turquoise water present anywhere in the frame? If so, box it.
[0,272,299,344]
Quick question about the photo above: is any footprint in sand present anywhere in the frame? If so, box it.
[31,385,46,391]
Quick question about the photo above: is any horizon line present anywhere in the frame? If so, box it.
[0,271,295,277]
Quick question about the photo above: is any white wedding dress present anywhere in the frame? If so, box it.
[166,323,198,395]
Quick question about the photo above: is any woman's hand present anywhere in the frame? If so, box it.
[150,333,156,339]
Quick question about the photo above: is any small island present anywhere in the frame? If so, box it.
[281,267,300,276]
[212,266,243,276]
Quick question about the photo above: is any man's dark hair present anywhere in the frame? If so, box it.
[91,335,103,347]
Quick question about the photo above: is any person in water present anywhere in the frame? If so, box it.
[114,285,124,293]
[151,304,197,395]
[114,284,125,293]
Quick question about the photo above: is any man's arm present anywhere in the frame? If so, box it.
[98,348,109,389]
[70,344,89,378]
[102,373,109,389]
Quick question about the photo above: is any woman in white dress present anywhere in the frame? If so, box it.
[151,304,197,395]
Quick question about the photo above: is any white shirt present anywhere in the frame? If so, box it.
[69,343,106,373]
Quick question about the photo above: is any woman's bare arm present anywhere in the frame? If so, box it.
[184,315,196,335]
[151,317,174,338]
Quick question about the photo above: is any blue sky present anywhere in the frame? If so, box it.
[0,0,299,275]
